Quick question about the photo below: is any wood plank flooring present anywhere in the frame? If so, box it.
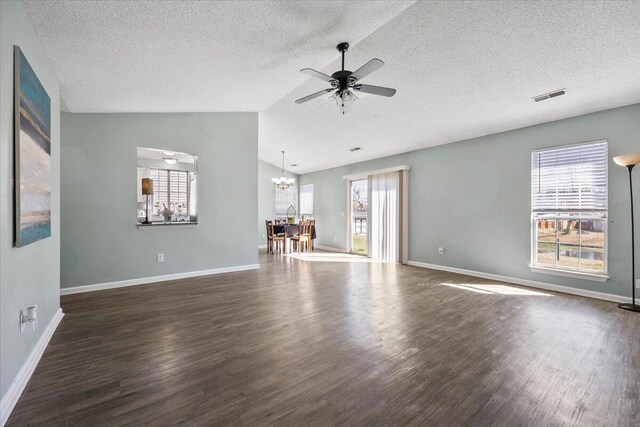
[7,251,640,426]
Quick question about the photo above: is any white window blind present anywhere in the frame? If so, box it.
[150,169,169,209]
[300,184,314,215]
[531,141,608,212]
[169,170,188,210]
[150,169,189,212]
[275,185,297,216]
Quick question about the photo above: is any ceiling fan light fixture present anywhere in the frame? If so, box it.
[331,89,357,115]
[163,157,178,165]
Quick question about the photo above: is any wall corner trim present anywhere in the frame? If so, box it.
[60,264,261,295]
[1,308,64,427]
[406,260,631,304]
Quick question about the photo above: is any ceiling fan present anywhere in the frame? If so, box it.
[295,42,396,114]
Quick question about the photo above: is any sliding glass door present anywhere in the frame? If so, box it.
[345,168,408,262]
[350,179,368,255]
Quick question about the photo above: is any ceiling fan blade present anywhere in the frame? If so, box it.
[353,84,396,97]
[295,88,334,104]
[350,58,385,81]
[300,68,336,83]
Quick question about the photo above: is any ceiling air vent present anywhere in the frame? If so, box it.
[289,163,298,167]
[349,147,361,152]
[533,89,566,102]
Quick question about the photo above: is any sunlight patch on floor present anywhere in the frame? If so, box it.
[285,253,382,263]
[441,282,552,296]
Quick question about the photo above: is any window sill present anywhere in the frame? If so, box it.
[137,222,198,229]
[529,265,609,282]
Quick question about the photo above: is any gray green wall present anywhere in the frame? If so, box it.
[61,112,258,288]
[0,1,61,401]
[300,104,640,298]
[257,159,299,246]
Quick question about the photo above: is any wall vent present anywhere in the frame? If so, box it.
[349,147,361,152]
[533,89,566,102]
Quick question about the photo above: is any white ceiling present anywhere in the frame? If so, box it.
[23,0,414,112]
[26,1,640,174]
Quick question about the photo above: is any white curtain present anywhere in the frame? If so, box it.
[369,172,399,262]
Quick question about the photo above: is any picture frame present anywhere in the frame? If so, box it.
[14,46,52,247]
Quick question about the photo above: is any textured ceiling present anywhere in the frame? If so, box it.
[260,1,640,173]
[26,1,640,173]
[24,0,414,112]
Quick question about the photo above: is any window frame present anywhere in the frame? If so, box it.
[530,140,609,281]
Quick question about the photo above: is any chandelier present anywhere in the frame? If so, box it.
[272,150,295,190]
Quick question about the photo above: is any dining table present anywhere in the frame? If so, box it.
[273,223,317,240]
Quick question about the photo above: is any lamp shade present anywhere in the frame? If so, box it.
[141,178,154,195]
[613,152,640,167]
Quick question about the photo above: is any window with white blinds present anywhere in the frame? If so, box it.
[300,184,314,215]
[275,185,297,217]
[149,169,189,217]
[531,140,608,276]
[531,141,608,212]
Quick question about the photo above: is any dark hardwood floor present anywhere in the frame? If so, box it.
[8,251,640,426]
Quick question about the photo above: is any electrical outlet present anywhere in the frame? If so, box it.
[19,305,38,334]
[334,236,337,242]
[157,253,164,262]
[636,279,640,288]
[438,247,444,255]
[262,233,266,239]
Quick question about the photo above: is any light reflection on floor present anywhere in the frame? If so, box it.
[285,253,383,263]
[440,282,552,296]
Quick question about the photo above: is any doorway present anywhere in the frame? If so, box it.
[350,179,368,255]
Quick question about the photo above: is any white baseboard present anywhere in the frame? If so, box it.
[61,264,260,295]
[315,245,347,253]
[258,244,267,249]
[406,260,631,304]
[1,308,64,426]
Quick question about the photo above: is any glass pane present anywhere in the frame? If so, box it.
[536,219,556,242]
[536,242,556,266]
[351,179,367,255]
[535,219,557,266]
[558,244,580,269]
[557,220,580,245]
[557,220,580,268]
[579,220,605,271]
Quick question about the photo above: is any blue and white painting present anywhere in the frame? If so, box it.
[15,46,51,247]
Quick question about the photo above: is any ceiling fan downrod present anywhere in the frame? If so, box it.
[337,42,349,71]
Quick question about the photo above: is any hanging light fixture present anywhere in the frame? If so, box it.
[272,150,295,190]
[330,89,358,115]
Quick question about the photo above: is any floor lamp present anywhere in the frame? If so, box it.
[614,152,640,313]
[141,178,154,224]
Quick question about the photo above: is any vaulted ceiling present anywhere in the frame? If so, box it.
[26,1,640,173]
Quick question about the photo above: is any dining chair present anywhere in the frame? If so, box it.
[265,220,286,254]
[309,219,316,251]
[290,221,312,253]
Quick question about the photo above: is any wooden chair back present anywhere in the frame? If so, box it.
[298,221,312,237]
[265,220,274,238]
